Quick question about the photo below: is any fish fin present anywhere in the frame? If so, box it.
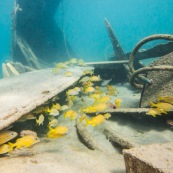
[85,118,90,127]
[8,142,14,152]
[157,95,162,101]
[150,102,156,107]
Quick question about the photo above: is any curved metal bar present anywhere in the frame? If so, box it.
[128,34,173,88]
[129,65,173,88]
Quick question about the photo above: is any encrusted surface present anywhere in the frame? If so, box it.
[123,142,173,173]
[0,66,93,131]
[141,52,173,107]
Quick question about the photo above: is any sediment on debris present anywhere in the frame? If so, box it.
[103,123,138,149]
[75,118,107,152]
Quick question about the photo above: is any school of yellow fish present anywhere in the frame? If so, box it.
[0,58,123,155]
[146,95,173,117]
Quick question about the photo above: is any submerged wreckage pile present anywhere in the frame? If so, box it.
[0,58,124,155]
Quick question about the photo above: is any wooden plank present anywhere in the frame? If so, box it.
[0,66,93,131]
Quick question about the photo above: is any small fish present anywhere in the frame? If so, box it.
[66,88,80,96]
[78,59,86,66]
[20,130,37,137]
[48,119,59,127]
[82,70,94,75]
[48,108,60,116]
[33,106,49,114]
[8,135,40,150]
[17,113,36,122]
[0,144,11,154]
[85,86,95,93]
[115,98,122,108]
[90,75,101,82]
[79,114,87,123]
[96,96,110,104]
[146,108,165,117]
[150,102,173,112]
[36,114,44,126]
[64,110,78,121]
[64,71,73,77]
[166,119,173,127]
[94,86,102,94]
[82,103,107,113]
[52,67,61,74]
[47,126,68,138]
[51,103,61,110]
[104,113,111,119]
[101,79,112,86]
[106,85,117,96]
[85,114,105,127]
[79,76,91,83]
[89,94,101,100]
[69,58,78,64]
[0,130,18,145]
[157,95,173,105]
[60,105,69,111]
[55,63,68,69]
[81,81,94,88]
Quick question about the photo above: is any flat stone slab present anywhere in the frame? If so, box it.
[0,66,93,131]
[123,142,173,173]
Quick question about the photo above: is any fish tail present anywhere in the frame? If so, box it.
[85,118,90,127]
[8,142,14,152]
[150,102,156,108]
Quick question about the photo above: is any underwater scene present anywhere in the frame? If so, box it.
[0,0,173,173]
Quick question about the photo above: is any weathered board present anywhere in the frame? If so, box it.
[0,66,93,131]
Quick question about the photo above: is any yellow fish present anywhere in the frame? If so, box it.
[48,108,60,116]
[9,135,40,150]
[104,113,111,119]
[82,70,94,75]
[89,94,101,100]
[78,59,86,66]
[69,58,78,64]
[106,85,117,96]
[0,130,18,145]
[33,106,49,114]
[60,105,69,111]
[79,114,87,123]
[64,110,78,121]
[55,62,68,69]
[157,95,173,105]
[96,96,110,104]
[67,88,81,96]
[146,108,166,117]
[36,114,44,126]
[150,102,173,112]
[82,103,107,113]
[0,144,11,154]
[85,114,105,127]
[17,113,36,122]
[94,86,102,94]
[90,75,101,82]
[47,126,68,138]
[115,98,122,108]
[64,71,73,77]
[51,103,61,110]
[48,119,59,127]
[85,86,95,93]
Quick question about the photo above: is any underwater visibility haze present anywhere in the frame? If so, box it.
[0,1,173,173]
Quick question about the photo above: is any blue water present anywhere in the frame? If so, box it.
[0,0,173,77]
